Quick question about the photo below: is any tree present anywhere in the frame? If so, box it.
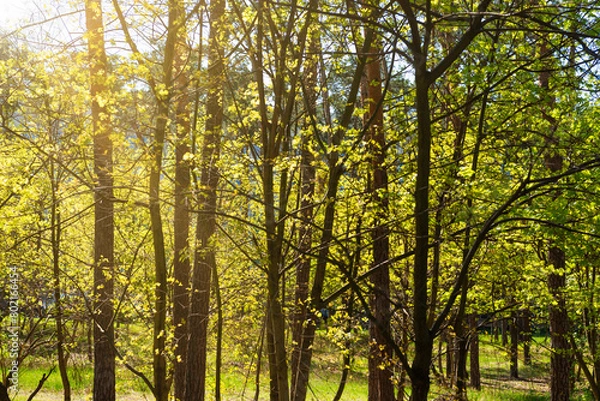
[290,3,377,399]
[364,33,394,401]
[538,37,571,401]
[84,1,116,400]
[290,15,318,401]
[185,0,226,398]
[172,0,192,398]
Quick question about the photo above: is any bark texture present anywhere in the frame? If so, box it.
[184,0,225,399]
[290,23,317,401]
[469,314,481,390]
[85,1,116,399]
[365,38,394,401]
[548,247,571,401]
[172,0,191,398]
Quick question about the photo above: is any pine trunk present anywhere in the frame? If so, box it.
[548,248,571,401]
[539,38,571,401]
[365,37,394,401]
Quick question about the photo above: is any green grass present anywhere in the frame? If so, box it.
[6,332,595,400]
[470,388,549,401]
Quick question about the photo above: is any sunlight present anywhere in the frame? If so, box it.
[0,0,36,27]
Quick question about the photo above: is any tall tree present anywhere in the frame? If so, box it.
[290,17,318,401]
[172,0,192,398]
[395,1,490,399]
[364,36,394,401]
[109,0,193,398]
[84,0,115,400]
[243,0,318,397]
[539,38,571,401]
[185,0,226,398]
[49,161,71,401]
[291,4,377,400]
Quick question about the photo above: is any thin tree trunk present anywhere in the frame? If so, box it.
[492,319,499,342]
[401,1,491,397]
[410,49,434,401]
[150,87,170,401]
[150,115,169,401]
[185,0,225,397]
[454,284,470,400]
[469,314,481,390]
[264,148,292,401]
[522,310,532,366]
[84,1,115,399]
[213,260,223,401]
[570,335,600,400]
[51,197,71,401]
[584,265,600,386]
[150,2,182,397]
[501,318,508,347]
[440,333,450,384]
[510,310,519,379]
[365,37,394,401]
[290,8,375,401]
[172,0,191,398]
[290,36,317,401]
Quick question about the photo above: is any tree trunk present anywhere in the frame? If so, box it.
[584,265,600,388]
[445,333,453,385]
[0,383,9,401]
[149,1,182,397]
[492,319,499,342]
[185,0,225,398]
[510,310,519,379]
[84,1,115,400]
[365,37,394,401]
[469,314,481,390]
[454,285,470,399]
[150,116,169,401]
[548,248,571,401]
[290,19,317,401]
[213,261,224,401]
[410,50,434,401]
[522,310,532,366]
[150,90,170,401]
[400,1,490,398]
[539,38,571,401]
[51,195,71,401]
[172,1,191,398]
[290,14,374,401]
[501,318,508,347]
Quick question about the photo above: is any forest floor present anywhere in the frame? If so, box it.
[7,334,594,401]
